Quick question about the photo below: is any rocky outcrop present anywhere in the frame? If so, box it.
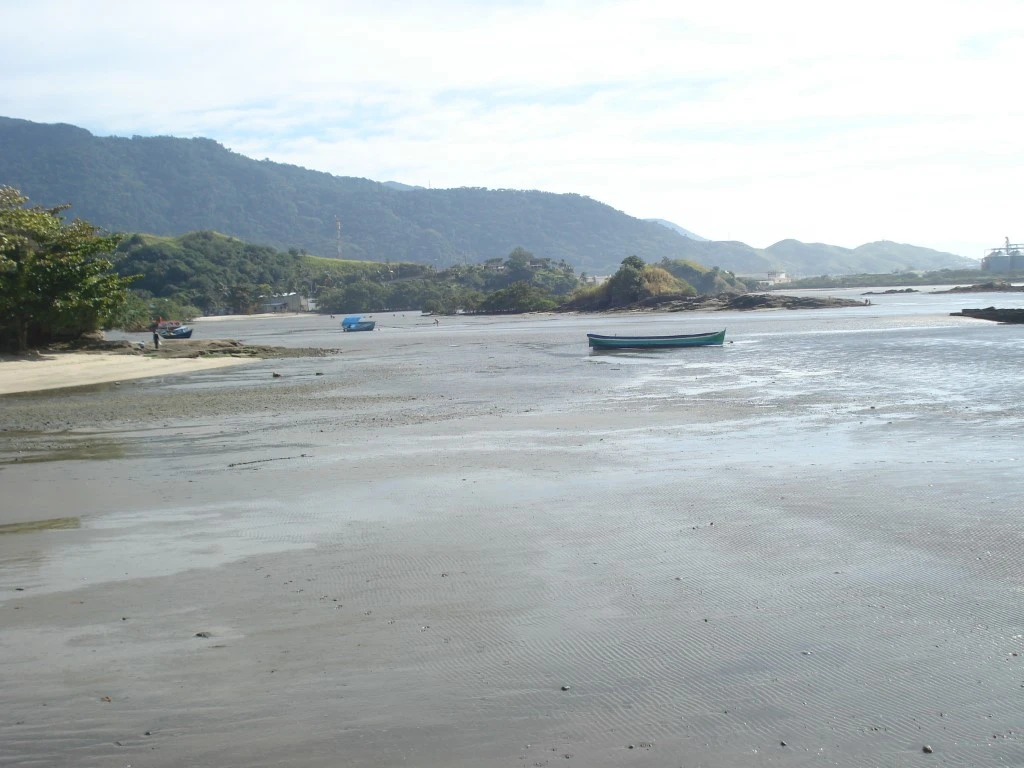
[44,338,339,358]
[935,282,1024,294]
[576,293,867,313]
[950,307,1024,323]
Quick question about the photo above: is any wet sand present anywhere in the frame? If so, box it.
[2,304,1024,767]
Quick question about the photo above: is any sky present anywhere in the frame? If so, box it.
[2,0,1022,260]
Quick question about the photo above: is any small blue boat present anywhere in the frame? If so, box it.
[341,315,376,332]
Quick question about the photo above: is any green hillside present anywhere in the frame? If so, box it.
[0,117,695,275]
[0,116,979,276]
[764,238,975,276]
[112,230,583,315]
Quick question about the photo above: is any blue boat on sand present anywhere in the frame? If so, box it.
[342,315,376,332]
[587,329,725,350]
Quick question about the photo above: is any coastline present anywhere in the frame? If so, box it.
[0,351,253,395]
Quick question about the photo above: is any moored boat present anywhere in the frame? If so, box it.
[341,315,376,332]
[155,320,194,339]
[587,329,725,350]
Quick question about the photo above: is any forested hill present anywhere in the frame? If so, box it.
[0,117,694,275]
[1,116,977,276]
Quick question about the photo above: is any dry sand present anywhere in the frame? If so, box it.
[194,312,308,322]
[0,351,253,395]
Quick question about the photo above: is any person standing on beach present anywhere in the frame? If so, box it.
[153,329,161,350]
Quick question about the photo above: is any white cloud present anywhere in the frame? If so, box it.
[2,0,1022,257]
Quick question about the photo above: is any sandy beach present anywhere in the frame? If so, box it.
[0,351,253,395]
[2,298,1024,767]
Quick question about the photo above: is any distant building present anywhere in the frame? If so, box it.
[259,292,309,312]
[981,238,1024,273]
[741,271,791,288]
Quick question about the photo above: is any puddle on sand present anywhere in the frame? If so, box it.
[0,517,80,535]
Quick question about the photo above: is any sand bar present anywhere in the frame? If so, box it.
[194,311,308,322]
[0,352,252,395]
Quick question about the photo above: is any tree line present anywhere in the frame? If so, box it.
[1,187,133,351]
[1,185,749,353]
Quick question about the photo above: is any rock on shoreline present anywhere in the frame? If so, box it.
[625,293,867,312]
[44,338,339,359]
[933,281,1024,294]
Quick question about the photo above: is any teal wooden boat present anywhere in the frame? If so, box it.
[587,329,725,350]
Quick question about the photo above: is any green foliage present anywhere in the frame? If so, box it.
[607,261,645,306]
[116,236,579,316]
[0,186,132,351]
[562,256,695,311]
[103,292,151,330]
[478,282,558,313]
[658,258,747,294]
[782,268,989,290]
[621,255,646,271]
[641,266,696,297]
[318,278,485,315]
[150,296,202,323]
[103,294,202,331]
[114,231,308,312]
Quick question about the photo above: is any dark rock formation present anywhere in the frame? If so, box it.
[601,293,867,313]
[950,307,1024,323]
[935,282,1024,294]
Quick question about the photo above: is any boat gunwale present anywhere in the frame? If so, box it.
[586,330,725,341]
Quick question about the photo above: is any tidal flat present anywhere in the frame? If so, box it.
[2,295,1024,767]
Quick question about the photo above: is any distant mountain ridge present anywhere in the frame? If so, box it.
[381,181,426,192]
[0,116,977,276]
[644,218,708,242]
[765,239,973,276]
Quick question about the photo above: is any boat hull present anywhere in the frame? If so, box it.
[342,321,376,332]
[156,323,193,339]
[587,329,725,349]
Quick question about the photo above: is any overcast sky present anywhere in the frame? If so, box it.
[3,0,1022,259]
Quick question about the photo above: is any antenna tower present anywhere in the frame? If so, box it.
[335,215,342,259]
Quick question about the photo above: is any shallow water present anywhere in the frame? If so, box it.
[4,291,1024,767]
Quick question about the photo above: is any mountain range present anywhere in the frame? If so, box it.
[644,219,709,242]
[0,116,977,276]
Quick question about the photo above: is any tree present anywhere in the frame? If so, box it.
[0,187,132,352]
[620,255,645,271]
[226,283,256,314]
[478,282,557,313]
[606,256,646,306]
